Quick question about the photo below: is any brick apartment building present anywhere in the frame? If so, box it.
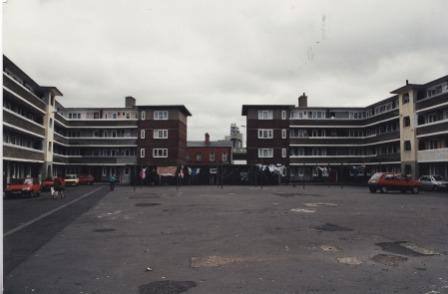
[186,133,232,166]
[3,55,191,184]
[243,76,448,182]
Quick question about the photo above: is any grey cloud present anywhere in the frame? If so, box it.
[4,0,448,140]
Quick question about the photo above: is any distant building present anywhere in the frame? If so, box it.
[186,133,232,165]
[224,123,243,151]
[242,76,448,181]
[3,55,192,185]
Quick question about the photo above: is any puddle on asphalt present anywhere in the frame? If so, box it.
[93,228,116,233]
[371,254,408,266]
[138,281,197,294]
[290,208,316,214]
[314,223,353,232]
[274,192,322,198]
[375,241,440,257]
[135,203,161,207]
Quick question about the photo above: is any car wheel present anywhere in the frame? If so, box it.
[411,187,419,194]
[369,187,377,193]
[432,186,438,191]
[381,186,388,194]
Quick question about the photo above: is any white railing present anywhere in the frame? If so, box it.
[418,148,448,163]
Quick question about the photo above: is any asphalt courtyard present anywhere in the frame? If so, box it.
[4,185,448,294]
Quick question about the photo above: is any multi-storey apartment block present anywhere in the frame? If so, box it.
[137,105,191,168]
[3,56,63,183]
[3,56,191,185]
[243,76,448,182]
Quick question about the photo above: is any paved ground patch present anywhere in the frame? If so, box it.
[4,185,448,294]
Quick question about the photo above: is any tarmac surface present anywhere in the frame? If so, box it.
[4,185,448,294]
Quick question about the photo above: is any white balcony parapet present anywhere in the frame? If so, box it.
[418,148,448,163]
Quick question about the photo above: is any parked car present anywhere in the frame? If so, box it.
[64,174,79,186]
[79,174,95,185]
[42,177,66,191]
[5,178,41,198]
[418,175,448,191]
[368,172,420,194]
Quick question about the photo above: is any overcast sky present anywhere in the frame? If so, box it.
[4,0,448,140]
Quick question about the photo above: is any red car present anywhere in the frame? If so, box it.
[79,174,95,185]
[42,177,66,191]
[5,178,41,198]
[368,172,420,194]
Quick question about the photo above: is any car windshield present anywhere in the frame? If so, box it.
[433,176,443,181]
[24,178,33,184]
[66,175,76,179]
[370,173,383,180]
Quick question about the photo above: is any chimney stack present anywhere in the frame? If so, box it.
[125,96,136,108]
[406,80,409,85]
[298,92,308,108]
[205,133,210,145]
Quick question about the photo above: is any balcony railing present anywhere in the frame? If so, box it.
[418,148,448,163]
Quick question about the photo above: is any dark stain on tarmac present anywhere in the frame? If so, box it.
[314,223,353,232]
[375,241,427,257]
[135,203,161,207]
[371,254,408,266]
[139,280,197,294]
[274,192,322,198]
[93,228,116,233]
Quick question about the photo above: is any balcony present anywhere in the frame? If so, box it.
[416,92,448,111]
[3,75,46,112]
[418,148,448,163]
[67,156,137,165]
[3,145,44,162]
[67,138,137,146]
[3,110,45,137]
[417,120,448,137]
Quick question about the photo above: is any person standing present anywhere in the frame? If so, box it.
[53,177,65,199]
[109,175,116,191]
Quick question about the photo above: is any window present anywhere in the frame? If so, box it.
[402,93,410,104]
[282,148,287,158]
[49,118,53,129]
[196,153,202,161]
[403,116,411,127]
[257,129,273,139]
[140,129,145,139]
[222,153,228,162]
[258,110,273,120]
[140,148,145,158]
[153,148,168,158]
[153,129,168,139]
[140,111,146,120]
[404,140,412,151]
[154,111,168,120]
[282,129,287,139]
[281,110,287,120]
[258,148,273,158]
[209,152,215,162]
[48,141,52,152]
